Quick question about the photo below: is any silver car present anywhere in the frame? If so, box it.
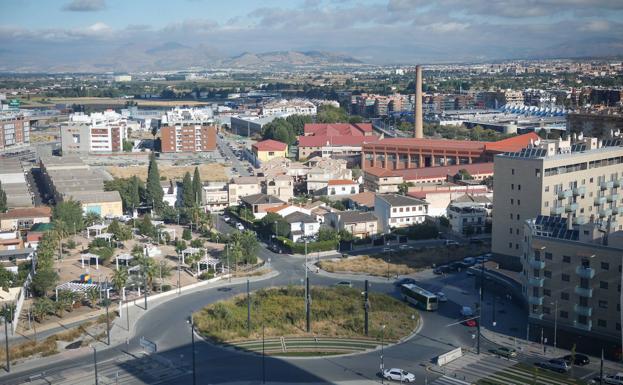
[383,368,415,382]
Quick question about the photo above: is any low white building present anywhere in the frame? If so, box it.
[202,181,229,212]
[446,204,487,236]
[261,99,317,116]
[374,194,428,233]
[161,181,180,208]
[283,211,320,242]
[325,179,359,196]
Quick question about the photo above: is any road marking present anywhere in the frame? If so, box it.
[580,371,596,380]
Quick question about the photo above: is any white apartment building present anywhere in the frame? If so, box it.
[261,99,317,116]
[492,136,623,263]
[374,194,428,233]
[202,181,229,212]
[228,177,262,205]
[283,211,320,242]
[61,110,130,153]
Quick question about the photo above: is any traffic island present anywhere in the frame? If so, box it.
[193,286,420,356]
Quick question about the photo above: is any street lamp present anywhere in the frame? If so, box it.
[551,300,558,351]
[380,324,386,384]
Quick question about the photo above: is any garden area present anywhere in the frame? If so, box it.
[193,286,419,348]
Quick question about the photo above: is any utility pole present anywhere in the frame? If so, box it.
[105,300,110,346]
[177,252,181,295]
[600,348,604,385]
[247,279,251,334]
[477,260,484,354]
[4,304,10,373]
[191,315,196,385]
[143,269,148,310]
[93,346,99,385]
[553,300,558,351]
[380,324,386,384]
[364,280,369,336]
[262,324,266,384]
[305,241,310,333]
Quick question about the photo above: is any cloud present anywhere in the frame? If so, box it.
[62,0,106,12]
[580,19,611,32]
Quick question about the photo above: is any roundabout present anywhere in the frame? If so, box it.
[192,286,420,356]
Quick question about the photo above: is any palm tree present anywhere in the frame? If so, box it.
[112,267,129,295]
[52,219,69,260]
[133,253,158,289]
[157,260,172,291]
[56,290,73,317]
[32,298,54,322]
[84,212,101,227]
[86,287,99,309]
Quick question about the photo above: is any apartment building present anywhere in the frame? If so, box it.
[447,204,487,236]
[228,177,262,205]
[160,108,217,153]
[261,99,317,116]
[0,113,30,150]
[202,181,229,212]
[522,215,623,346]
[326,211,379,239]
[252,139,288,163]
[492,137,623,263]
[263,175,294,203]
[61,111,130,153]
[374,194,428,233]
[363,167,403,193]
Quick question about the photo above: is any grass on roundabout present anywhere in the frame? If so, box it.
[193,286,419,354]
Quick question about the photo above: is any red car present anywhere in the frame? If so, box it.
[463,319,477,327]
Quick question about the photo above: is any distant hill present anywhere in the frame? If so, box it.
[225,50,362,68]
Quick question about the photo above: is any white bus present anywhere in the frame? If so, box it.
[400,283,438,311]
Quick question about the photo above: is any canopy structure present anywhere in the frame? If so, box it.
[115,253,134,270]
[80,252,101,269]
[181,247,204,265]
[55,281,111,301]
[196,256,221,276]
[95,232,113,242]
[158,227,176,240]
[86,224,107,239]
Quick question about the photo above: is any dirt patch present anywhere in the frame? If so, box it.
[318,256,415,277]
[107,163,227,181]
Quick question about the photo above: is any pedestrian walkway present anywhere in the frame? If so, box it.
[430,376,471,385]
[432,352,517,384]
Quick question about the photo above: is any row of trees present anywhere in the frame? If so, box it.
[0,181,7,213]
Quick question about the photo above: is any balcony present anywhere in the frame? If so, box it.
[600,181,614,190]
[574,320,592,331]
[575,266,595,279]
[574,304,593,317]
[565,203,579,212]
[613,207,622,215]
[528,295,544,305]
[528,277,545,287]
[550,206,565,215]
[529,258,545,269]
[594,196,607,205]
[614,179,623,188]
[608,193,620,202]
[574,216,588,225]
[530,313,544,320]
[557,189,572,199]
[573,186,586,196]
[599,208,613,218]
[575,286,593,298]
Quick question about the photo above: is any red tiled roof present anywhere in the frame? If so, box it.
[397,163,494,181]
[364,138,486,151]
[265,204,290,213]
[304,123,373,136]
[363,167,399,177]
[347,192,376,207]
[484,132,540,153]
[298,135,375,147]
[327,179,356,186]
[252,139,287,152]
[0,207,52,220]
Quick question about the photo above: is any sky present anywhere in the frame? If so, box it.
[1,0,623,71]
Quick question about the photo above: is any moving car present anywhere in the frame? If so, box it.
[334,281,352,288]
[604,372,623,385]
[433,266,449,275]
[236,223,245,231]
[562,353,590,366]
[436,292,448,302]
[394,278,417,286]
[493,347,517,358]
[535,359,570,373]
[382,368,415,383]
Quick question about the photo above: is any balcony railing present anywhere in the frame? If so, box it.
[614,179,623,188]
[601,181,614,190]
[557,189,572,199]
[574,320,592,331]
[608,193,620,202]
[573,186,586,196]
[529,258,545,269]
[575,286,593,298]
[613,207,622,215]
[550,206,565,215]
[565,203,578,212]
[574,216,588,225]
[574,304,593,317]
[528,295,544,305]
[599,208,613,218]
[528,277,545,287]
[575,266,595,279]
[594,196,607,205]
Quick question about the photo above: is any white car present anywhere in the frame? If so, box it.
[383,368,415,383]
[223,216,231,222]
[436,292,448,302]
[604,373,623,385]
[236,223,245,231]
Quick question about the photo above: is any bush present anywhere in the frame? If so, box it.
[198,272,214,280]
[394,221,439,240]
[161,284,172,292]
[276,237,338,254]
[182,228,192,241]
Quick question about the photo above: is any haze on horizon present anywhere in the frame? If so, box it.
[1,0,623,72]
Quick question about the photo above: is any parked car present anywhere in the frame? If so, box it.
[236,223,244,231]
[223,216,231,222]
[475,254,490,264]
[463,257,475,266]
[433,266,449,275]
[394,278,417,286]
[604,372,623,385]
[334,281,352,288]
[562,353,590,366]
[436,292,448,302]
[493,347,517,358]
[382,368,415,383]
[460,306,474,317]
[535,359,570,373]
[463,318,477,327]
[445,240,460,247]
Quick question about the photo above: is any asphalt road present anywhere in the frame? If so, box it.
[0,218,528,385]
[217,135,251,177]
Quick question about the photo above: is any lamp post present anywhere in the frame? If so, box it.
[92,346,99,385]
[386,242,391,281]
[191,315,196,385]
[380,324,386,384]
[3,304,10,373]
[305,241,310,333]
[551,300,558,351]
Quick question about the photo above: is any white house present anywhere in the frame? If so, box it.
[283,211,320,242]
[374,194,428,233]
[161,181,180,208]
[325,179,359,196]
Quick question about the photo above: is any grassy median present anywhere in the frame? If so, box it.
[193,286,419,343]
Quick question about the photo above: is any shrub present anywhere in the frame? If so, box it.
[161,284,172,292]
[276,237,337,254]
[198,271,214,280]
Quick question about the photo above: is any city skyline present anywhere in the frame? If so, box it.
[2,0,623,72]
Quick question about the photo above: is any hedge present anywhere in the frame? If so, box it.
[276,236,338,254]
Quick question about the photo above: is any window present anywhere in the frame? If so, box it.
[543,306,550,315]
[600,281,608,289]
[543,288,551,296]
[509,228,513,234]
[511,199,514,205]
[578,315,588,325]
[598,319,607,328]
[512,169,515,175]
[517,214,521,221]
[509,242,513,249]
[545,252,552,260]
[518,184,521,190]
[561,292,569,300]
[560,310,568,318]
[544,270,552,278]
[618,323,621,331]
[511,184,514,190]
[599,300,608,309]
[510,213,514,219]
[518,200,521,206]
[535,169,541,178]
[562,255,571,263]
[562,274,570,282]
[545,186,549,192]
[601,262,610,270]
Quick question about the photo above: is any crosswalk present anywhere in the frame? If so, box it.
[430,353,581,385]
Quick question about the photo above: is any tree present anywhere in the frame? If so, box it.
[0,265,14,292]
[239,230,259,265]
[259,212,290,238]
[439,216,450,228]
[122,139,134,152]
[398,181,415,195]
[181,172,194,208]
[182,228,192,241]
[145,153,164,212]
[0,181,7,213]
[112,267,129,294]
[316,105,349,123]
[107,219,132,241]
[52,219,69,260]
[137,214,156,237]
[456,169,474,181]
[32,298,54,322]
[192,167,202,205]
[133,253,159,289]
[52,200,84,234]
[86,287,100,309]
[317,228,339,242]
[31,268,59,297]
[84,211,101,227]
[104,177,144,213]
[351,165,362,180]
